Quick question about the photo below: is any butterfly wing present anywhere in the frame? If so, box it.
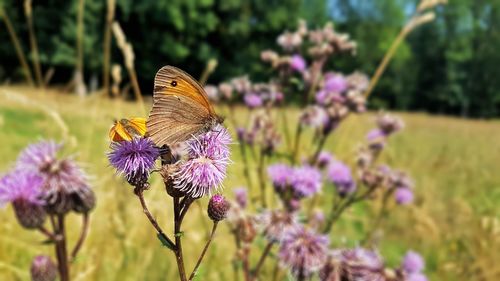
[109,121,133,142]
[127,117,147,136]
[147,95,211,147]
[153,65,216,115]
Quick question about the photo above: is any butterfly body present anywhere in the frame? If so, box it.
[146,66,223,147]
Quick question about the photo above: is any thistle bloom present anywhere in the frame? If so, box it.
[0,170,46,228]
[279,226,329,279]
[16,140,62,171]
[395,188,414,205]
[259,210,300,242]
[30,255,57,281]
[244,93,263,108]
[207,194,230,222]
[327,160,356,196]
[290,54,306,72]
[408,273,428,281]
[323,73,347,93]
[402,251,425,273]
[174,125,231,198]
[267,163,292,191]
[317,151,333,168]
[289,166,322,198]
[108,137,159,186]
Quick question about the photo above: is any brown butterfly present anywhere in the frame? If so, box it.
[146,65,223,147]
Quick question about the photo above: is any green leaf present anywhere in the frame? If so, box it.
[157,234,175,250]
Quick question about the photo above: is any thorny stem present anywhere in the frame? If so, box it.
[251,241,274,280]
[70,213,90,262]
[174,196,188,281]
[188,222,219,280]
[135,190,175,250]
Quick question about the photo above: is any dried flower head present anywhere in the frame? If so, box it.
[173,125,231,198]
[259,209,300,242]
[108,137,159,186]
[279,226,329,279]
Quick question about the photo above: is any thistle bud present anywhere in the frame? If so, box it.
[12,199,47,229]
[30,255,57,281]
[207,194,230,222]
[71,187,96,213]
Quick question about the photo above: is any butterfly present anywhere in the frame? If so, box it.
[109,117,147,142]
[146,65,223,147]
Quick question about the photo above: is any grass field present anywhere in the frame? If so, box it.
[1,86,499,281]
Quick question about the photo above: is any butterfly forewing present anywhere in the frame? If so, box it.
[147,95,211,147]
[153,66,215,115]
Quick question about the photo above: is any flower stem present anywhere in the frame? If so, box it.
[70,213,89,262]
[174,196,187,281]
[56,214,70,281]
[38,225,59,242]
[251,241,274,280]
[188,222,219,280]
[257,149,267,208]
[136,190,175,250]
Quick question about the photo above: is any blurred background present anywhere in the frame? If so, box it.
[1,1,500,281]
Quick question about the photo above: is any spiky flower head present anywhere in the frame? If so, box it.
[174,125,231,198]
[108,137,159,186]
[267,163,292,192]
[0,170,46,229]
[30,255,57,281]
[402,250,425,274]
[321,248,385,281]
[327,160,356,196]
[290,165,322,198]
[279,226,329,279]
[207,194,230,221]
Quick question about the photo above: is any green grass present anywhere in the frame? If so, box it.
[0,86,499,281]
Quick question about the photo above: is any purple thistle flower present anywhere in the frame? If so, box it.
[207,194,230,221]
[395,188,414,205]
[402,251,425,274]
[233,187,248,209]
[174,125,231,198]
[267,163,292,192]
[290,165,322,198]
[279,226,329,279]
[16,140,62,171]
[244,93,263,108]
[289,54,307,72]
[323,73,348,93]
[317,151,333,168]
[408,273,428,281]
[31,255,57,281]
[0,170,46,228]
[0,170,44,207]
[327,160,356,196]
[108,137,159,186]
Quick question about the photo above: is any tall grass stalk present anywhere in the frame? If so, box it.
[0,8,34,86]
[23,0,44,88]
[74,0,87,97]
[102,0,116,97]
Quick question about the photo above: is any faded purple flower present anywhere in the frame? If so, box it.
[233,187,248,209]
[408,273,428,281]
[279,226,329,279]
[300,106,328,128]
[376,113,404,135]
[290,54,306,72]
[327,160,356,196]
[402,251,425,274]
[16,140,62,171]
[259,210,300,242]
[108,137,159,186]
[204,85,219,102]
[395,188,414,205]
[315,90,345,106]
[290,165,322,197]
[267,163,292,191]
[244,93,263,108]
[324,73,347,93]
[174,125,231,198]
[366,128,386,142]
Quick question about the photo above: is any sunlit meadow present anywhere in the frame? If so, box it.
[1,86,499,280]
